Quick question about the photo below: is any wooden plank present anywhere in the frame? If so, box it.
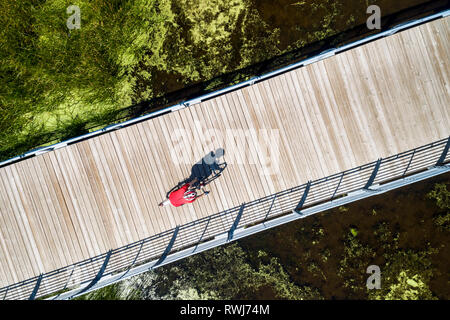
[32,157,72,266]
[85,137,132,247]
[1,166,46,274]
[76,142,121,249]
[42,152,88,262]
[0,171,28,284]
[20,158,65,269]
[195,101,233,212]
[273,72,327,180]
[156,114,195,224]
[98,134,141,241]
[248,82,297,212]
[260,76,313,185]
[69,145,114,251]
[10,162,58,271]
[64,147,108,254]
[414,22,450,139]
[167,110,203,221]
[277,71,332,202]
[35,155,79,265]
[142,120,178,228]
[152,115,191,226]
[198,98,240,231]
[215,95,253,203]
[57,147,103,256]
[110,130,151,238]
[184,106,222,216]
[251,80,303,187]
[133,122,174,232]
[199,100,240,209]
[135,121,175,231]
[50,148,96,257]
[236,88,277,193]
[119,127,158,235]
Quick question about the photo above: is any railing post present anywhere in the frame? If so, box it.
[154,226,180,267]
[115,241,145,282]
[28,274,43,300]
[193,217,212,252]
[331,173,345,199]
[402,149,415,176]
[69,250,112,298]
[436,136,450,166]
[227,204,245,242]
[294,181,311,213]
[264,194,277,221]
[364,159,382,190]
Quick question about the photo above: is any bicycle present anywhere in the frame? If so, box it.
[159,161,227,207]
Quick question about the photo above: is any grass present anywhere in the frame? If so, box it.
[0,0,393,161]
[0,0,175,159]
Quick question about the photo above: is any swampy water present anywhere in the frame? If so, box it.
[132,0,439,106]
[144,0,429,95]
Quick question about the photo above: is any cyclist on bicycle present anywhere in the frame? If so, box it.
[159,178,208,207]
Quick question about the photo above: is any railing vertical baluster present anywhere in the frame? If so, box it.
[68,250,112,299]
[193,217,212,252]
[294,181,311,213]
[402,149,415,176]
[2,286,8,300]
[227,204,245,242]
[331,172,345,199]
[28,274,43,300]
[436,136,450,166]
[115,241,145,282]
[264,194,277,221]
[154,227,180,267]
[364,159,382,190]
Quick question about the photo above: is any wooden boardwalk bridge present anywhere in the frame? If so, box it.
[0,14,449,297]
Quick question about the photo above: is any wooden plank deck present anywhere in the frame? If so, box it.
[0,17,449,288]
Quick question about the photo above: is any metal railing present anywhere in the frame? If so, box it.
[1,136,449,300]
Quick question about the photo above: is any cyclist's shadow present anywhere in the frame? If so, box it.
[166,148,227,198]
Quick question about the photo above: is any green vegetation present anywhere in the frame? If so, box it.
[77,243,322,300]
[338,230,375,296]
[427,183,450,231]
[2,0,419,161]
[0,0,282,160]
[368,248,438,300]
[1,0,176,159]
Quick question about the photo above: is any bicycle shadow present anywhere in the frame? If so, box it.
[166,148,227,198]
